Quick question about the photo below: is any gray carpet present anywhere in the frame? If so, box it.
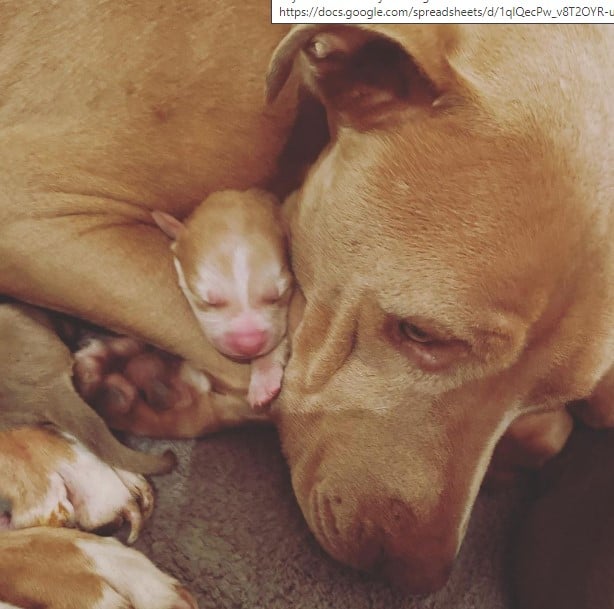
[131,428,527,609]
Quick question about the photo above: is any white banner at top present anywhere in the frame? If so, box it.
[271,0,614,23]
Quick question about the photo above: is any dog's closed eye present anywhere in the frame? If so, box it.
[389,318,469,372]
[399,321,433,343]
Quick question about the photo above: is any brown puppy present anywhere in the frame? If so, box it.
[1,5,613,595]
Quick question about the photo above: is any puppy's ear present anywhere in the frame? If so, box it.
[266,25,458,130]
[151,211,185,241]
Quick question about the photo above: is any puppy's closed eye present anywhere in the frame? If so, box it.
[261,283,292,306]
[196,295,228,310]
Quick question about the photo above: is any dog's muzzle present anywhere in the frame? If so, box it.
[273,403,466,593]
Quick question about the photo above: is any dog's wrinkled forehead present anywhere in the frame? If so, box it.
[300,103,577,295]
[295,128,526,287]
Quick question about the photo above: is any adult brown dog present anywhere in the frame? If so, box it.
[1,2,613,598]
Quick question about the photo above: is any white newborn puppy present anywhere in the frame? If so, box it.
[152,189,292,410]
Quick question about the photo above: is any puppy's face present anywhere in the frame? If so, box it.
[175,236,292,360]
[268,25,614,591]
[153,189,293,361]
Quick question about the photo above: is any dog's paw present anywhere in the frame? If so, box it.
[0,528,198,609]
[73,334,145,412]
[72,333,263,437]
[247,362,283,412]
[571,397,614,428]
[73,336,209,422]
[0,427,154,542]
[486,409,573,486]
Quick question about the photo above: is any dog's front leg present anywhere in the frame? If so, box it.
[487,409,574,484]
[1,203,249,392]
[71,334,269,437]
[572,366,614,428]
[1,201,254,434]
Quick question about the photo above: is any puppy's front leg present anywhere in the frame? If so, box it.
[247,337,289,411]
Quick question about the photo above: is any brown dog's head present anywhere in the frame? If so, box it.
[268,25,614,592]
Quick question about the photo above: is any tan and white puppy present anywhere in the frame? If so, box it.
[152,189,292,410]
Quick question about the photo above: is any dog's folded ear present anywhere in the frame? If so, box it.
[266,25,458,130]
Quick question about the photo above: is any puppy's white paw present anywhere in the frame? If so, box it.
[57,440,154,543]
[10,469,76,529]
[0,427,154,542]
[0,528,198,609]
[77,535,198,609]
[247,362,284,411]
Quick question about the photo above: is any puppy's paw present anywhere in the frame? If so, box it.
[0,528,198,609]
[76,534,198,609]
[247,362,284,412]
[0,427,154,542]
[58,443,154,543]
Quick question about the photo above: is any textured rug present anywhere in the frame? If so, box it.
[131,427,529,609]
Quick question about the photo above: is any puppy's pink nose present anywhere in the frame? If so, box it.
[225,330,268,356]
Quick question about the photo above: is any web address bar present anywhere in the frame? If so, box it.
[271,0,614,22]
